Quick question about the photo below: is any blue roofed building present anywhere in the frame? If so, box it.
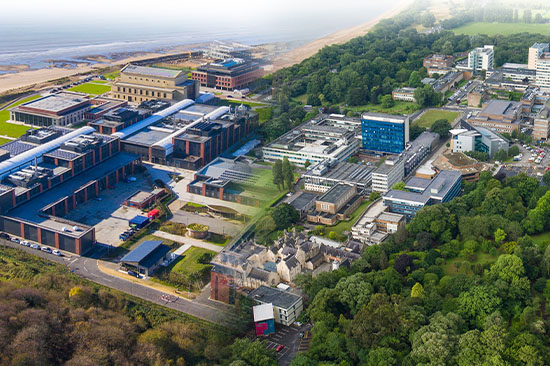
[383,170,462,221]
[361,112,410,154]
[119,240,172,276]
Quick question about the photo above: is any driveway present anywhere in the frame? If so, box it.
[263,323,312,366]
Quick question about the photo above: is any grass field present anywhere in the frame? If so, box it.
[443,252,498,276]
[103,71,120,80]
[170,247,215,276]
[68,82,111,95]
[349,101,421,115]
[531,232,550,246]
[0,138,11,146]
[414,109,460,128]
[319,199,373,242]
[0,94,42,138]
[452,22,550,36]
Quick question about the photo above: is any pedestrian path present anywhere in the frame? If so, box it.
[153,230,223,252]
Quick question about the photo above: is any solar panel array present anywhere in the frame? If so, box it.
[219,169,257,185]
[1,141,36,157]
[46,149,80,160]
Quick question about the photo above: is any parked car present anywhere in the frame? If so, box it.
[22,241,31,247]
[41,247,52,253]
[0,233,10,239]
[52,250,62,256]
[127,270,139,278]
[276,345,285,352]
[30,244,40,250]
[20,240,29,246]
[11,237,20,244]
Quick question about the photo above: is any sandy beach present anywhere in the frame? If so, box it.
[272,0,415,71]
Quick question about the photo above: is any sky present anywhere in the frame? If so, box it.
[4,0,395,26]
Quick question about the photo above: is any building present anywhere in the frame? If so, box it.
[124,188,165,209]
[262,115,361,167]
[361,113,409,154]
[536,53,550,92]
[392,87,416,102]
[403,131,439,176]
[302,160,373,193]
[529,43,549,70]
[253,303,275,336]
[112,64,199,102]
[191,58,263,91]
[423,54,454,76]
[9,93,91,127]
[287,192,317,217]
[383,170,462,220]
[119,240,172,276]
[371,156,404,193]
[306,184,362,225]
[433,152,487,182]
[485,65,536,91]
[466,100,522,134]
[534,101,550,140]
[89,107,151,135]
[468,45,494,74]
[431,71,464,94]
[352,199,405,245]
[451,123,509,157]
[249,286,303,326]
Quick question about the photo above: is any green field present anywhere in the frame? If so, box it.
[349,100,421,115]
[0,95,41,138]
[414,109,460,128]
[0,138,11,146]
[531,232,550,246]
[170,247,215,276]
[452,22,550,36]
[443,252,498,276]
[103,71,120,80]
[318,199,373,242]
[68,82,111,95]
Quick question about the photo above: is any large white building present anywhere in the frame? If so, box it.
[536,53,550,92]
[529,43,550,70]
[371,156,404,193]
[450,124,509,158]
[468,45,494,74]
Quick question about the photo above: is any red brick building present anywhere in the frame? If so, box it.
[191,58,263,91]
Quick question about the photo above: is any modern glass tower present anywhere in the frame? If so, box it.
[361,113,409,154]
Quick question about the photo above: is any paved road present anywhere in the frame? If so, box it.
[152,230,224,252]
[0,239,238,326]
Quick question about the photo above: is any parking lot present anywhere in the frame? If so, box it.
[262,324,311,366]
[64,171,153,246]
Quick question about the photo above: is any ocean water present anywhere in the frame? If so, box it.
[0,3,394,71]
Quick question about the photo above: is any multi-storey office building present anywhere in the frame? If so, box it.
[529,43,550,70]
[451,123,509,157]
[371,156,404,193]
[468,45,494,74]
[361,113,409,154]
[303,160,373,193]
[536,53,550,92]
[466,100,522,134]
[191,58,263,91]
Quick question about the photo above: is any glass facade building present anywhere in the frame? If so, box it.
[361,113,409,154]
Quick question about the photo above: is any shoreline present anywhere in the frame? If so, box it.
[271,0,415,71]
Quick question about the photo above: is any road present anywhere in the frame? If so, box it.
[0,239,238,326]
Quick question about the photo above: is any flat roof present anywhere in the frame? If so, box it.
[18,94,88,113]
[124,128,171,146]
[317,184,354,204]
[253,303,274,322]
[288,192,318,211]
[482,100,521,117]
[384,170,462,204]
[249,285,301,310]
[120,240,171,269]
[122,64,182,79]
[361,112,408,123]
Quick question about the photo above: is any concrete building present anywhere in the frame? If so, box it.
[306,184,362,225]
[403,131,439,176]
[423,54,454,76]
[119,240,172,276]
[529,43,550,70]
[534,101,550,140]
[191,58,263,91]
[361,113,409,154]
[112,65,199,102]
[262,116,361,167]
[287,192,318,217]
[253,303,275,336]
[302,160,373,193]
[249,286,303,326]
[468,45,494,74]
[371,156,404,193]
[392,87,416,102]
[451,123,509,157]
[9,93,91,127]
[383,170,462,220]
[536,53,550,92]
[466,100,522,134]
[352,200,406,245]
[431,71,464,94]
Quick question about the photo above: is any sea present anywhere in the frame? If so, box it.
[0,3,394,73]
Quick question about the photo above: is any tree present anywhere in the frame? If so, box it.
[431,119,451,138]
[409,71,422,88]
[414,84,442,107]
[508,145,520,158]
[304,160,311,169]
[270,203,299,230]
[272,160,283,191]
[282,157,295,191]
[535,13,544,24]
[229,338,277,366]
[394,254,415,275]
[543,170,550,186]
[457,285,501,328]
[335,273,373,315]
[392,181,406,191]
[524,9,532,23]
[411,283,425,299]
[421,13,436,27]
[381,95,395,108]
[494,228,507,244]
[494,149,508,162]
[410,124,427,140]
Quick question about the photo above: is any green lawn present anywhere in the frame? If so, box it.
[103,71,120,80]
[443,252,498,277]
[452,22,550,36]
[0,138,12,146]
[0,95,42,138]
[320,199,373,241]
[531,232,550,246]
[294,94,309,104]
[256,107,272,123]
[205,233,231,246]
[414,109,460,128]
[349,100,421,115]
[68,82,111,95]
[170,247,214,276]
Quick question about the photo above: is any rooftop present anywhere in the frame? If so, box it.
[317,184,354,204]
[120,240,172,268]
[249,285,301,310]
[16,94,89,114]
[288,192,318,211]
[384,170,462,204]
[481,100,522,118]
[304,161,373,186]
[122,64,182,79]
[124,128,171,146]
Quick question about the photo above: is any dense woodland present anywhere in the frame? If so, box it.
[0,247,277,366]
[287,171,550,366]
[259,4,549,142]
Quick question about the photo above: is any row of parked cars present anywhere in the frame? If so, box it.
[0,233,62,256]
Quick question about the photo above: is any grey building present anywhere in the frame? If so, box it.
[249,285,303,326]
[303,160,373,193]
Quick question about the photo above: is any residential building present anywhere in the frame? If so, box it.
[451,123,509,157]
[303,160,373,193]
[466,100,522,134]
[534,101,550,140]
[423,54,454,76]
[262,115,361,167]
[403,131,439,176]
[361,113,409,154]
[191,58,263,91]
[536,53,550,92]
[392,87,416,102]
[468,45,494,74]
[306,184,362,225]
[249,286,303,326]
[528,43,550,70]
[119,240,172,276]
[371,156,404,193]
[9,93,91,127]
[383,170,462,220]
[112,64,199,102]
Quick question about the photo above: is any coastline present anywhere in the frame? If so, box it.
[271,0,415,71]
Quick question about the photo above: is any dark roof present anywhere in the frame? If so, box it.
[317,184,354,204]
[249,285,302,309]
[120,240,171,268]
[130,215,149,225]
